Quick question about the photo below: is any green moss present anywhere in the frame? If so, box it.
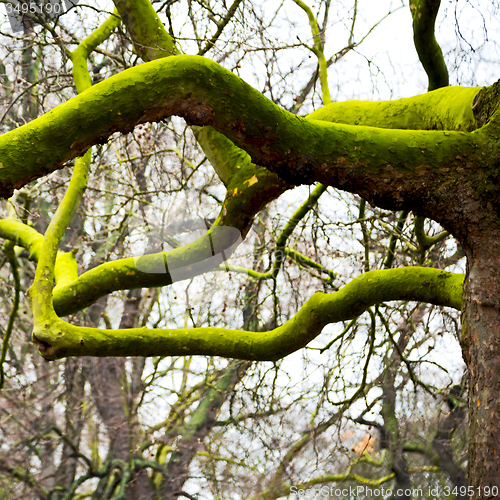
[308,86,480,131]
[33,266,464,361]
[0,218,79,289]
[410,0,449,91]
[71,9,121,93]
[472,79,500,129]
[113,0,180,60]
[193,125,255,187]
[0,199,288,317]
[0,218,43,260]
[29,152,91,325]
[0,56,482,198]
[51,226,242,316]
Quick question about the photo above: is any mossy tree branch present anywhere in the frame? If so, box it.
[32,266,463,360]
[307,86,478,130]
[414,216,449,251]
[71,9,121,93]
[112,0,181,60]
[410,0,449,91]
[292,0,332,105]
[0,2,478,368]
[0,217,79,290]
[0,56,485,220]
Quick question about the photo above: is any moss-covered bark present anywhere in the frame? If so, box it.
[0,56,484,225]
[308,86,479,130]
[113,0,180,60]
[3,0,500,494]
[32,267,463,360]
[71,10,121,93]
[113,0,290,239]
[410,0,449,91]
[292,0,331,105]
[0,214,252,315]
[51,226,242,315]
[0,186,289,316]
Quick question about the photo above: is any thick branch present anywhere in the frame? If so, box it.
[0,56,482,217]
[32,267,463,360]
[114,0,289,237]
[410,0,449,91]
[113,0,181,60]
[0,189,291,316]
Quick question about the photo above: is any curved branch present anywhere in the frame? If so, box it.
[414,215,449,250]
[410,0,449,91]
[113,0,181,60]
[292,0,331,105]
[71,9,121,92]
[0,200,288,317]
[0,218,79,289]
[0,56,481,213]
[33,267,463,360]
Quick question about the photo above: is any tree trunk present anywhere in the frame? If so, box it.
[161,360,250,499]
[432,402,467,498]
[88,291,156,500]
[462,237,500,498]
[55,358,86,499]
[381,360,412,500]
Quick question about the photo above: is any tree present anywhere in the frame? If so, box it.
[0,0,498,497]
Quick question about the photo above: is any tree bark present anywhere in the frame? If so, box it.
[462,237,500,497]
[432,400,467,497]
